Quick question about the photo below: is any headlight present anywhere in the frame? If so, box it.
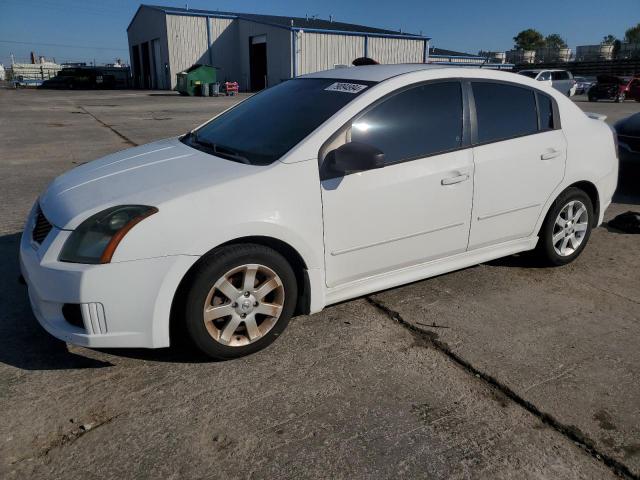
[59,205,158,264]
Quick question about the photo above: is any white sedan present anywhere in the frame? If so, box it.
[20,65,618,359]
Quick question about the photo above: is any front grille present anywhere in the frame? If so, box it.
[32,205,53,244]
[619,135,640,153]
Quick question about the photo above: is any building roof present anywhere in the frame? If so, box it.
[132,4,429,39]
[429,47,477,57]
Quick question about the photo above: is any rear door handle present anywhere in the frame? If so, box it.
[541,149,561,160]
[441,174,469,185]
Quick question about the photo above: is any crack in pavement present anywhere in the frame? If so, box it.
[365,295,639,480]
[78,106,138,147]
[9,413,122,466]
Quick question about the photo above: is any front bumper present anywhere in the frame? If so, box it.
[19,218,197,349]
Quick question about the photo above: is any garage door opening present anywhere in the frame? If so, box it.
[249,35,267,91]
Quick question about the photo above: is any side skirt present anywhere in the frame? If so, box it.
[323,236,538,307]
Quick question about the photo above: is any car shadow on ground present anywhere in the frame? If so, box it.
[0,233,115,370]
[0,232,211,370]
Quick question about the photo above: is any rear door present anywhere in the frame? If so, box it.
[468,81,566,249]
[551,71,571,95]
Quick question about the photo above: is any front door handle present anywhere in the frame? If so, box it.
[441,174,469,185]
[541,149,561,160]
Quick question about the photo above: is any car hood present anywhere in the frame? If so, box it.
[40,137,259,229]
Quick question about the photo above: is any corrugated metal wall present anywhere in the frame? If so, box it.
[127,7,170,89]
[129,7,428,89]
[166,15,209,88]
[368,37,424,64]
[236,21,291,90]
[297,32,365,75]
[208,17,240,83]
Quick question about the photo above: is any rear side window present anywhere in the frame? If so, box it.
[351,82,463,164]
[537,92,555,131]
[552,71,569,80]
[472,82,538,143]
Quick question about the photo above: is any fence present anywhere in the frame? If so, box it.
[514,58,640,77]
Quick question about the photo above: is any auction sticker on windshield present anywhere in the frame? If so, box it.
[325,82,369,93]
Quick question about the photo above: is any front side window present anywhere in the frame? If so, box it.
[538,72,552,81]
[349,82,463,164]
[472,82,538,144]
[183,78,375,165]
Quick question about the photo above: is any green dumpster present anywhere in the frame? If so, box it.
[176,64,217,96]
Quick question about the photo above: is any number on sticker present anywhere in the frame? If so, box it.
[325,82,368,94]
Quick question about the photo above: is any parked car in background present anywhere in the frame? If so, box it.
[588,75,640,102]
[614,113,640,178]
[20,65,618,359]
[616,113,640,161]
[574,76,596,95]
[518,69,576,96]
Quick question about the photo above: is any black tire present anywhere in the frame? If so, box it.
[588,95,596,102]
[535,187,594,266]
[183,244,298,360]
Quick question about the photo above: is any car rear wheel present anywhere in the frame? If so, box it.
[183,244,297,359]
[536,188,594,266]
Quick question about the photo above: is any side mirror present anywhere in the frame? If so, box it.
[324,142,385,177]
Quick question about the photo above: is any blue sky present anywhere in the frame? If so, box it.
[1,0,638,65]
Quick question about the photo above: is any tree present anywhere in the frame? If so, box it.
[545,34,567,49]
[625,23,640,43]
[602,34,616,45]
[513,29,545,51]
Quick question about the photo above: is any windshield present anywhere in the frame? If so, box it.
[518,71,539,79]
[182,78,376,165]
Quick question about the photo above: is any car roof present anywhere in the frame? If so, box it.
[519,69,568,72]
[298,64,559,94]
[301,64,507,82]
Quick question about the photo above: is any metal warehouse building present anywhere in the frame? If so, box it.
[127,4,430,91]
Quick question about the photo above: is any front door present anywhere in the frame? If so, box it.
[249,35,267,91]
[320,82,474,287]
[468,81,566,249]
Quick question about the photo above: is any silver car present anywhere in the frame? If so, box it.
[518,69,576,97]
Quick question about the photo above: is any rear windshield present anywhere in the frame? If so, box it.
[518,71,539,79]
[182,78,376,165]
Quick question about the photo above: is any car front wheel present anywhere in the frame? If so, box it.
[536,188,593,266]
[183,244,297,359]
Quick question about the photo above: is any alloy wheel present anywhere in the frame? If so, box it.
[552,200,589,257]
[202,264,285,346]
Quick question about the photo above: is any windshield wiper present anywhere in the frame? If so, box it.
[188,132,251,164]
